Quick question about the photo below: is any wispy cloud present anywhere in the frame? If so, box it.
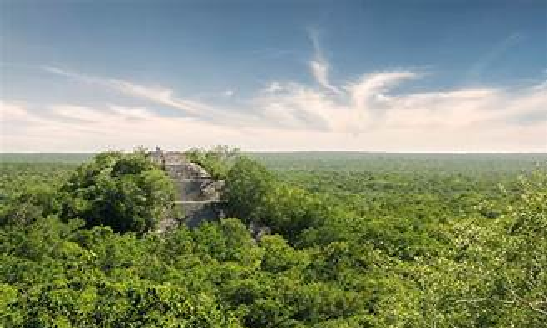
[466,32,524,81]
[263,82,283,94]
[307,28,341,94]
[29,38,547,152]
[1,100,245,152]
[345,71,419,131]
[43,66,210,115]
[222,90,235,97]
[39,61,547,134]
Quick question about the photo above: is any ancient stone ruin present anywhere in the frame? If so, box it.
[151,147,225,232]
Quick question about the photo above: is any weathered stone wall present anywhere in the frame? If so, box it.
[152,148,224,232]
[178,201,223,228]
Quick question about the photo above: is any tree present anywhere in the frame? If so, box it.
[222,157,275,224]
[59,151,176,234]
[0,184,60,226]
[185,145,241,179]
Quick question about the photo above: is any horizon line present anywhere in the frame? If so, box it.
[1,150,546,155]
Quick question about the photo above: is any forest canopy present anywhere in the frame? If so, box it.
[58,151,177,234]
[0,151,546,327]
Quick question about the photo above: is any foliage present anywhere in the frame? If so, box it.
[223,157,350,242]
[1,152,546,327]
[185,145,240,179]
[0,163,73,227]
[223,157,276,224]
[58,151,177,234]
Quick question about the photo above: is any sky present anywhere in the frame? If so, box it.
[1,0,546,152]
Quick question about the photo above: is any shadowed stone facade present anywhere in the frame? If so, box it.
[152,147,224,232]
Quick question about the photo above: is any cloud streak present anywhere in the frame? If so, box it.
[41,61,546,135]
[307,28,341,94]
[18,44,547,152]
[467,32,524,81]
[43,66,207,115]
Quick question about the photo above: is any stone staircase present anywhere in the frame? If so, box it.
[153,149,224,232]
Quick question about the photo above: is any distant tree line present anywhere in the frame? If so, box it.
[0,149,545,327]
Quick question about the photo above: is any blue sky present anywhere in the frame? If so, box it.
[1,0,546,152]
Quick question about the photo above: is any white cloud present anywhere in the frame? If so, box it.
[222,90,235,97]
[1,101,244,152]
[249,70,546,152]
[533,79,547,91]
[1,100,49,127]
[345,71,419,131]
[33,51,547,152]
[109,105,154,120]
[309,60,340,94]
[263,82,283,94]
[51,104,110,123]
[49,104,155,123]
[43,66,211,115]
[1,101,29,119]
[307,29,341,94]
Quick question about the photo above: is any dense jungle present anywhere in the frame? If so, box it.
[1,150,546,327]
